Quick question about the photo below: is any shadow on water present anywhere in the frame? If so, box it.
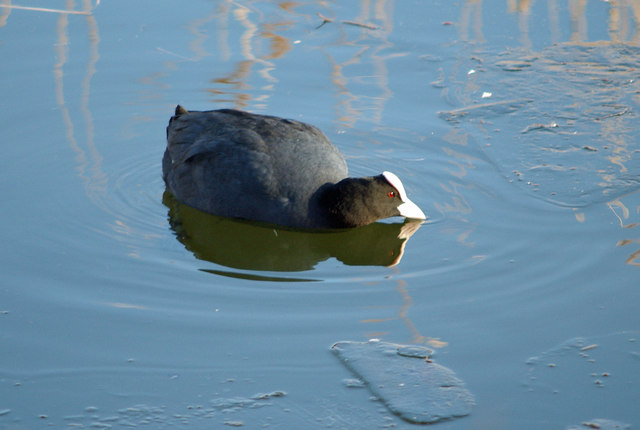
[163,190,423,274]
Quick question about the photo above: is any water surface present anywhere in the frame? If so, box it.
[1,1,639,428]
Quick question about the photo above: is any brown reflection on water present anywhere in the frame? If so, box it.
[50,0,106,205]
[396,279,448,348]
[324,0,396,127]
[609,197,640,267]
[0,0,107,201]
[205,1,295,109]
[514,0,640,44]
[609,0,640,43]
[459,0,484,44]
[0,0,10,27]
[568,0,588,43]
[506,0,640,44]
[195,0,396,125]
[362,279,449,349]
[187,9,218,62]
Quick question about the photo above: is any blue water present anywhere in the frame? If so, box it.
[1,1,639,428]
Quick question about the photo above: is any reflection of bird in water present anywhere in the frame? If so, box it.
[163,106,425,229]
[163,191,424,273]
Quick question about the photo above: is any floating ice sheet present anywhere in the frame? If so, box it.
[438,44,640,207]
[567,418,631,430]
[331,340,474,424]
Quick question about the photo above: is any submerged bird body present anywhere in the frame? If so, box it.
[163,106,425,229]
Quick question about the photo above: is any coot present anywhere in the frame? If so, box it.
[163,106,426,229]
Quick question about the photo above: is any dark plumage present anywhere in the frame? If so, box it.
[163,106,425,229]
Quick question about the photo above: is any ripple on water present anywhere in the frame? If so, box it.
[98,150,168,248]
[19,144,182,309]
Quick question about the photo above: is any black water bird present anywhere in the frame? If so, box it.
[163,106,426,229]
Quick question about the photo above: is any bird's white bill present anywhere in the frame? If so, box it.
[397,199,427,220]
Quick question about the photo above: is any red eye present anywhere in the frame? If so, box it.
[388,191,395,198]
